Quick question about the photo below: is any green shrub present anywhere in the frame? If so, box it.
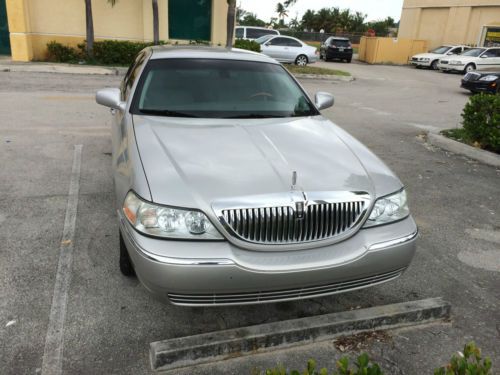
[46,41,81,63]
[263,354,383,375]
[461,93,500,153]
[234,38,261,52]
[434,342,493,375]
[77,40,162,65]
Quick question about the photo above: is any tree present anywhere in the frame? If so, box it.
[84,0,94,57]
[85,0,117,58]
[152,0,159,45]
[226,0,236,48]
[276,3,288,23]
[240,13,266,27]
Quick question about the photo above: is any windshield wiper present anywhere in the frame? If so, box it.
[139,109,199,118]
[224,114,288,119]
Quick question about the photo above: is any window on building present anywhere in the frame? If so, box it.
[169,0,212,41]
[484,27,500,48]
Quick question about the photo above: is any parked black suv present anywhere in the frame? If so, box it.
[461,71,500,94]
[320,37,353,63]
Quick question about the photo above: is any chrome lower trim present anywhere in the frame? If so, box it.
[368,229,419,252]
[168,268,406,306]
[119,217,235,266]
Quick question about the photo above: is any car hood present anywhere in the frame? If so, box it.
[132,115,402,213]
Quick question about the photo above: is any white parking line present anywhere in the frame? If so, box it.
[41,145,82,375]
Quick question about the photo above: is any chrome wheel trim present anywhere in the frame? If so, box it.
[296,55,308,66]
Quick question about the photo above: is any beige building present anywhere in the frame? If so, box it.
[2,0,229,61]
[398,0,500,49]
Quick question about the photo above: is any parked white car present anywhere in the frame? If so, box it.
[235,26,279,41]
[410,45,469,70]
[438,47,500,73]
[257,35,318,66]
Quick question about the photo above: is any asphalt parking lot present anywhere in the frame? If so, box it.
[0,62,499,374]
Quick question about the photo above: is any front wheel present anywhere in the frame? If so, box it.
[295,55,308,66]
[431,60,438,70]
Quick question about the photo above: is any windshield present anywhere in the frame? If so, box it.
[255,35,274,44]
[461,48,486,57]
[430,46,451,54]
[132,59,319,119]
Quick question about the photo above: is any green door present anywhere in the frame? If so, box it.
[169,0,211,41]
[0,0,10,55]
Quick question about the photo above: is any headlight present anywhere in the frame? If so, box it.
[479,75,498,82]
[122,191,224,240]
[449,60,462,65]
[363,189,410,228]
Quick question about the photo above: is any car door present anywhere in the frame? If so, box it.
[477,49,500,70]
[285,38,304,62]
[261,37,291,62]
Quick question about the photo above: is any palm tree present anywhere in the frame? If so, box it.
[276,3,288,23]
[152,0,159,44]
[84,0,94,57]
[226,0,236,48]
[85,0,117,58]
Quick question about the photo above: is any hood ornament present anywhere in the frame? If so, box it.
[290,171,307,219]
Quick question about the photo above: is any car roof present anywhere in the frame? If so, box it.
[236,26,273,30]
[149,46,279,64]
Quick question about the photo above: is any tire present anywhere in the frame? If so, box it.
[346,58,352,63]
[464,64,475,73]
[119,231,136,277]
[295,54,308,66]
[431,60,438,70]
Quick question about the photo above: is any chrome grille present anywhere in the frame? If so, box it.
[221,199,367,244]
[463,72,480,82]
[168,268,405,306]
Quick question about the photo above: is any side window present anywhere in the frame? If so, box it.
[235,27,244,39]
[287,39,302,47]
[450,47,461,54]
[493,49,500,57]
[246,28,260,39]
[269,37,289,46]
[122,53,146,101]
[481,49,496,58]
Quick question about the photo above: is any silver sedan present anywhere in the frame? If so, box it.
[96,46,417,306]
[256,35,319,66]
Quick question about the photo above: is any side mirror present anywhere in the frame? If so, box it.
[446,52,453,55]
[315,91,334,110]
[480,55,487,58]
[96,88,126,111]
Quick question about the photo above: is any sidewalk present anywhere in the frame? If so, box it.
[0,59,127,75]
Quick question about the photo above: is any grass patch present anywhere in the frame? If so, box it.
[441,128,499,154]
[285,64,351,76]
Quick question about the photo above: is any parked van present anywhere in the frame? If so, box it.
[235,26,280,41]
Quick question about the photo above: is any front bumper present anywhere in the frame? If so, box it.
[461,80,497,93]
[410,60,431,67]
[120,215,418,306]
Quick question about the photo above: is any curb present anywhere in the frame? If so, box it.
[294,73,354,82]
[427,132,500,168]
[0,62,125,76]
[150,297,450,372]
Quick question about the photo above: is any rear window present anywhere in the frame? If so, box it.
[331,39,350,47]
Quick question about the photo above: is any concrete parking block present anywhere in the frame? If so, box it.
[150,297,451,372]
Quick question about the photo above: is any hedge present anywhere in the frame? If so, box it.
[462,93,500,153]
[234,38,261,52]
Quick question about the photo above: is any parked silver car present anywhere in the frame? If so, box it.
[256,35,318,66]
[96,46,417,306]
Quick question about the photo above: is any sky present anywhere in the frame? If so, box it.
[239,0,405,23]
